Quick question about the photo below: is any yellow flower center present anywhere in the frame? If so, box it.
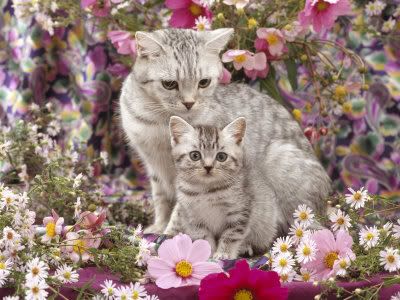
[0,262,5,270]
[32,267,39,275]
[121,296,127,300]
[108,287,113,294]
[299,212,308,220]
[247,18,258,29]
[266,34,279,45]
[292,109,302,122]
[295,228,303,238]
[73,240,86,254]
[324,251,339,269]
[366,233,374,241]
[342,102,352,114]
[46,222,56,238]
[197,23,205,31]
[279,258,287,267]
[284,24,293,31]
[302,273,311,281]
[339,260,347,268]
[234,54,247,63]
[64,272,71,280]
[5,197,12,205]
[32,287,39,294]
[337,217,345,225]
[189,3,202,16]
[234,289,253,300]
[316,0,330,11]
[280,244,288,252]
[334,85,347,99]
[303,246,311,256]
[353,192,362,201]
[175,260,193,278]
[133,291,139,299]
[387,255,395,263]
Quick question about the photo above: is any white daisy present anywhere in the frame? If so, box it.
[293,204,315,227]
[393,219,400,239]
[115,286,133,300]
[0,258,12,276]
[295,268,316,282]
[381,222,393,236]
[55,264,79,283]
[359,226,380,250]
[101,279,116,298]
[272,252,295,274]
[296,238,317,263]
[199,0,216,7]
[272,236,293,254]
[194,16,211,31]
[1,227,21,249]
[73,173,84,189]
[382,18,395,33]
[74,197,82,219]
[365,0,386,16]
[136,239,153,267]
[0,269,10,287]
[391,292,400,300]
[25,278,49,300]
[100,151,109,165]
[25,258,49,281]
[279,269,296,283]
[2,296,20,300]
[379,247,400,272]
[288,221,310,244]
[130,282,147,299]
[333,256,351,277]
[345,187,369,209]
[329,209,352,231]
[0,189,19,211]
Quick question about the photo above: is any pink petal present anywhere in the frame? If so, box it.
[156,273,182,289]
[243,56,255,70]
[253,52,267,70]
[43,217,54,226]
[219,67,232,84]
[174,234,193,260]
[165,0,191,9]
[148,258,174,278]
[192,261,223,279]
[256,28,268,39]
[312,229,335,253]
[269,43,284,56]
[335,230,353,249]
[187,240,211,263]
[81,0,96,8]
[169,9,195,28]
[158,239,183,263]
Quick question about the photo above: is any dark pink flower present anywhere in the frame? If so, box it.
[165,0,212,29]
[107,30,137,58]
[199,260,288,300]
[78,211,107,231]
[81,0,111,17]
[298,0,351,34]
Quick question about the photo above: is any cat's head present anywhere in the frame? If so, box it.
[133,28,233,114]
[169,116,246,185]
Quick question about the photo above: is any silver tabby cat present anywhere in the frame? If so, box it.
[165,116,279,259]
[119,28,331,237]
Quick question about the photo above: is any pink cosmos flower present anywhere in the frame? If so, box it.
[147,233,223,289]
[41,210,64,243]
[64,230,101,263]
[81,0,111,17]
[107,30,137,58]
[219,67,232,84]
[244,62,269,80]
[298,0,352,34]
[222,50,267,71]
[303,229,355,280]
[255,28,286,58]
[166,0,212,29]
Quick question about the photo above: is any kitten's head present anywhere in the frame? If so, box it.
[169,116,246,185]
[133,28,233,114]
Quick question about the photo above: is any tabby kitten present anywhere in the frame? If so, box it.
[164,116,278,259]
[119,28,331,234]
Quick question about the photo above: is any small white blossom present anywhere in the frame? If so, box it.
[288,221,310,244]
[359,226,380,250]
[381,222,393,236]
[73,173,84,189]
[345,187,369,209]
[329,209,352,231]
[391,292,400,300]
[74,197,82,219]
[101,279,116,298]
[0,140,12,157]
[129,282,148,299]
[295,268,316,282]
[2,296,20,300]
[194,16,211,31]
[293,204,314,227]
[272,236,293,254]
[25,278,49,300]
[115,286,134,300]
[1,189,19,211]
[282,21,304,42]
[25,258,49,281]
[382,18,395,33]
[296,238,317,263]
[222,0,249,9]
[365,0,386,16]
[136,239,154,267]
[272,252,295,274]
[333,256,351,277]
[379,247,400,272]
[393,219,400,239]
[279,269,296,283]
[1,227,21,249]
[100,151,109,165]
[55,264,79,283]
[199,0,215,7]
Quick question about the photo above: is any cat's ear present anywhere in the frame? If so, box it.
[135,31,165,57]
[205,28,234,53]
[169,116,194,145]
[222,117,246,145]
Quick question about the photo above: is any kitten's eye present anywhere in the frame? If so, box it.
[189,151,201,161]
[198,79,211,88]
[216,152,228,162]
[162,81,179,90]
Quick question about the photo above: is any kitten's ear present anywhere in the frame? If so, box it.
[169,116,194,145]
[205,28,234,53]
[135,31,165,57]
[222,117,246,145]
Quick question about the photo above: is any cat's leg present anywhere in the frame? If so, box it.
[187,224,217,253]
[163,203,183,236]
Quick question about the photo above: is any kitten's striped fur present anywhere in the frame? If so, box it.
[119,28,331,237]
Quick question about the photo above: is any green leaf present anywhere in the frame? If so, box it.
[260,66,283,103]
[284,59,298,91]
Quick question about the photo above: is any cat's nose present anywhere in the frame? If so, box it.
[204,166,213,173]
[182,102,194,110]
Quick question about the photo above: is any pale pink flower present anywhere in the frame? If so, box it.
[298,0,351,34]
[222,50,267,75]
[107,30,136,58]
[166,0,212,29]
[282,21,306,42]
[147,233,223,289]
[41,210,64,243]
[63,230,101,263]
[255,28,286,57]
[303,229,355,280]
[77,211,107,232]
[219,67,232,84]
[222,0,249,9]
[81,0,111,17]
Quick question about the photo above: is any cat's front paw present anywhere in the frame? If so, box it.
[144,222,167,234]
[212,251,237,260]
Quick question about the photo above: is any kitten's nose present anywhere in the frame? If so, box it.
[182,102,194,110]
[204,166,213,173]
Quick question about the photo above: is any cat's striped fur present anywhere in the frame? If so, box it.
[119,28,331,237]
[165,116,278,259]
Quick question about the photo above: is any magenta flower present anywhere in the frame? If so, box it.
[255,28,286,58]
[107,30,137,58]
[298,0,352,34]
[81,0,111,17]
[165,0,212,29]
[199,260,288,300]
[147,234,223,289]
[303,229,355,280]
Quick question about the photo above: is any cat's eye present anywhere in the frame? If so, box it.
[198,78,211,88]
[216,152,228,162]
[162,81,179,90]
[189,151,201,161]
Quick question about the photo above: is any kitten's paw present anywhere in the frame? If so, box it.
[212,251,237,260]
[144,223,167,234]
